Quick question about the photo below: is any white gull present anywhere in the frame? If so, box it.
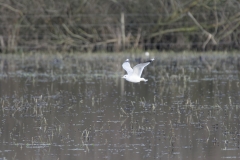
[122,59,154,83]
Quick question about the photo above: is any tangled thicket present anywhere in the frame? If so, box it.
[0,0,240,52]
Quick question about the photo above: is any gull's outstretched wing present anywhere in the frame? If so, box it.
[122,59,133,75]
[132,59,154,77]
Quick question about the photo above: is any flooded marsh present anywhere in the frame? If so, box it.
[0,53,240,159]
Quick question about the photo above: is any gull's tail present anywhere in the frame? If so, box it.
[140,78,148,82]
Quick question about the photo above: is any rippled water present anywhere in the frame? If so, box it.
[0,53,240,159]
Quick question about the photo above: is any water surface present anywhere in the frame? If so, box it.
[0,53,240,159]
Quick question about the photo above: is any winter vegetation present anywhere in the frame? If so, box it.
[0,0,240,52]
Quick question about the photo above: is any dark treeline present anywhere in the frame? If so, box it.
[0,0,240,53]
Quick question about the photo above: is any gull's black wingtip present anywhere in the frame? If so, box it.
[145,58,154,63]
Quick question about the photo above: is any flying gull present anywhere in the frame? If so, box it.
[122,59,154,83]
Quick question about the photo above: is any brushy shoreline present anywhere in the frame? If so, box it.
[1,0,240,52]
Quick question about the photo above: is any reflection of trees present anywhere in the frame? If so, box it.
[1,54,240,159]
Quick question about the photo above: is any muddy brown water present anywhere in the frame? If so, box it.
[0,53,240,160]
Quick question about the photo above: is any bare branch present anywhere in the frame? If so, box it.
[188,11,217,50]
[0,2,23,16]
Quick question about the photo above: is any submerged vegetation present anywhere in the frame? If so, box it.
[0,53,240,159]
[0,0,240,52]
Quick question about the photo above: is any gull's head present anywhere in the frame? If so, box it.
[122,75,128,79]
